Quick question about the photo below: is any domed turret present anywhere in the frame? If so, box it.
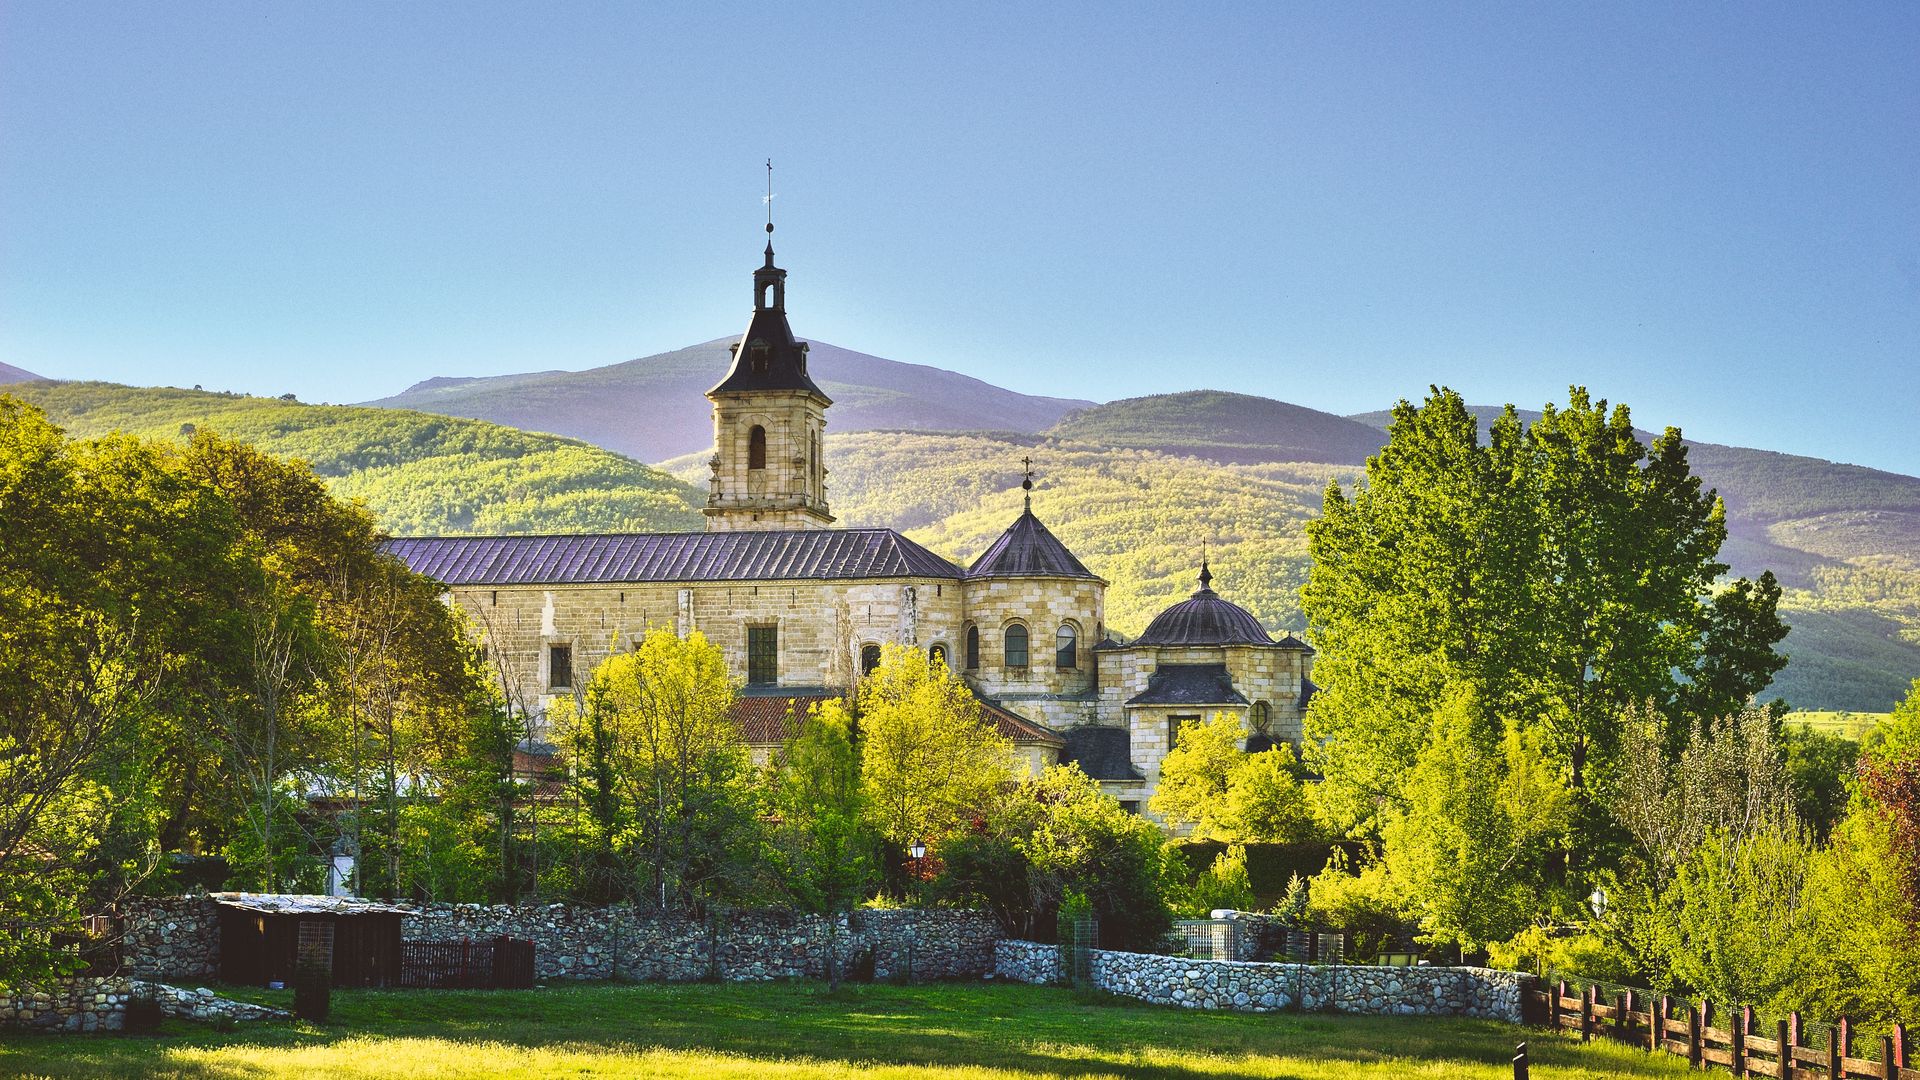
[1133,560,1273,647]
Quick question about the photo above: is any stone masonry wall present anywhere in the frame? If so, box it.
[402,903,1000,983]
[117,895,220,981]
[993,939,1062,985]
[992,941,1529,1022]
[0,977,285,1033]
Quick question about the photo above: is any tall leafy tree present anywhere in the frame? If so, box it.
[556,628,761,912]
[1303,387,1787,849]
[769,699,874,987]
[856,643,1015,854]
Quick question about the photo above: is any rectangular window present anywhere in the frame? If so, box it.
[1169,714,1200,752]
[548,644,573,692]
[747,625,778,686]
[1119,800,1140,815]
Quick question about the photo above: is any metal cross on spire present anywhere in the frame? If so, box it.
[1020,456,1035,511]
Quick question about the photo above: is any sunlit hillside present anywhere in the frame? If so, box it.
[11,382,703,535]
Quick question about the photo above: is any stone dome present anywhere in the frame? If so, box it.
[1133,563,1274,647]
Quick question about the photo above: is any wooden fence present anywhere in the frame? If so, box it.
[1529,982,1915,1079]
[398,937,536,990]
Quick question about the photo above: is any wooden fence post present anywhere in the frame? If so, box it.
[1582,985,1595,1042]
[1550,980,1563,1031]
[1690,1002,1704,1069]
[1895,1024,1908,1071]
[1778,1018,1793,1080]
[1791,1012,1802,1051]
[1829,1024,1843,1079]
[1618,990,1631,1041]
[1653,996,1667,1054]
[1732,1004,1747,1077]
[1883,1035,1897,1080]
[1513,1040,1529,1080]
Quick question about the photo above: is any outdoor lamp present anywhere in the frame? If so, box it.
[909,839,927,861]
[1588,887,1608,919]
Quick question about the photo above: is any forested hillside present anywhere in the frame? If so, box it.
[368,338,1093,462]
[11,382,703,535]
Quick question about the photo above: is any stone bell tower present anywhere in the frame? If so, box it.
[703,221,833,531]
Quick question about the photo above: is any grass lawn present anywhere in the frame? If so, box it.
[1,980,1695,1079]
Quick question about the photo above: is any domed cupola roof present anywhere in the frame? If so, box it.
[1133,561,1274,647]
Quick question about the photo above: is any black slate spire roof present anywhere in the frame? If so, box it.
[708,229,829,401]
[967,508,1099,580]
[1132,563,1274,647]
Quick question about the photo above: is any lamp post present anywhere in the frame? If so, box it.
[1588,887,1608,920]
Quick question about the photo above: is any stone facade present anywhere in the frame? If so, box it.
[705,390,832,531]
[991,941,1529,1023]
[0,977,286,1033]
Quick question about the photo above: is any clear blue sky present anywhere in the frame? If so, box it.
[3,3,1916,472]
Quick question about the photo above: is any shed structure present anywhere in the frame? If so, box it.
[212,893,407,988]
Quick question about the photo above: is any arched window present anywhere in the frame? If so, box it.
[929,643,947,668]
[1004,624,1029,669]
[1251,700,1271,734]
[964,625,980,670]
[748,425,767,470]
[860,643,882,676]
[1055,623,1078,670]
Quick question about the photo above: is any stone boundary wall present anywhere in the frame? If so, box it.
[993,940,1062,985]
[991,941,1529,1022]
[0,978,287,1033]
[401,903,998,982]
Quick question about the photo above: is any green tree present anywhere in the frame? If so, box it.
[1149,713,1316,842]
[1383,691,1570,951]
[769,698,875,987]
[856,643,1015,855]
[1303,387,1788,852]
[557,628,761,912]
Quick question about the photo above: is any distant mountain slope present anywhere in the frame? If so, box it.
[0,361,44,383]
[1046,391,1389,465]
[10,382,702,535]
[366,338,1093,463]
[805,421,1920,712]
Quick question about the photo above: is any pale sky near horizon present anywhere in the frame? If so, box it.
[2,3,1916,473]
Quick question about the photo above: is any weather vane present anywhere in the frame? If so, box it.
[764,159,775,233]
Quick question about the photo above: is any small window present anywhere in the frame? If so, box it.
[548,644,573,692]
[748,426,767,470]
[747,626,777,686]
[1251,701,1271,734]
[1169,714,1200,751]
[964,625,980,670]
[1055,623,1078,670]
[929,643,947,668]
[1119,800,1140,815]
[1004,624,1029,669]
[861,644,882,676]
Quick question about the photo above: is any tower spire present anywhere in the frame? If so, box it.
[1021,455,1034,512]
[763,159,776,265]
[1199,542,1213,593]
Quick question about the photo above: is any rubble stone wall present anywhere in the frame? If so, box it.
[0,978,286,1033]
[401,903,1000,982]
[117,895,220,980]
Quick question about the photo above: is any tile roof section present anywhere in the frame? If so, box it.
[1125,663,1250,706]
[1133,589,1274,647]
[967,509,1099,580]
[383,529,964,586]
[979,700,1067,747]
[731,693,833,744]
[210,893,412,916]
[1060,726,1143,781]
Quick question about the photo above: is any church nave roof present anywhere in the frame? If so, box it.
[385,528,964,586]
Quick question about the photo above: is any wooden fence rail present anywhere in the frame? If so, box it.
[398,937,536,990]
[1528,984,1914,1079]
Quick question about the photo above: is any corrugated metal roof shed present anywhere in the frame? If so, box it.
[383,529,964,586]
[210,893,412,915]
